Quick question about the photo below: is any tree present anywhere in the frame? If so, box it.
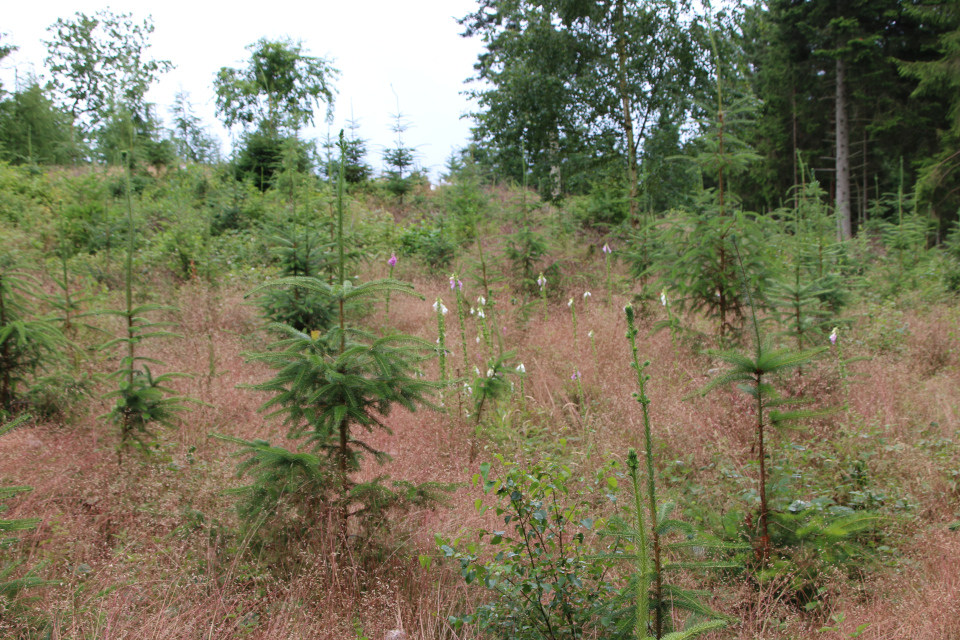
[168,89,219,163]
[899,1,960,231]
[460,0,704,206]
[215,38,338,190]
[214,37,339,136]
[741,1,947,230]
[238,133,443,541]
[0,78,79,165]
[342,114,372,184]
[382,94,420,203]
[43,10,173,140]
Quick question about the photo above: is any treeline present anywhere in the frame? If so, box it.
[0,10,421,197]
[3,3,960,239]
[461,0,960,239]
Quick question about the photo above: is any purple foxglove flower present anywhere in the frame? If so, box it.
[388,252,397,267]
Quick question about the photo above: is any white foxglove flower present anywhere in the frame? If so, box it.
[588,330,594,338]
[537,273,547,289]
[486,368,494,377]
[660,289,667,306]
[478,296,486,305]
[517,363,526,373]
[474,366,481,376]
[568,298,573,307]
[476,335,481,343]
[583,291,591,299]
[477,309,485,318]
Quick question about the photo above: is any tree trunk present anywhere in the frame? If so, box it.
[614,0,639,226]
[835,57,852,240]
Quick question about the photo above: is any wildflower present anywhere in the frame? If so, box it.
[478,296,486,306]
[830,327,838,345]
[449,275,456,289]
[537,273,547,290]
[568,298,574,307]
[486,368,494,377]
[388,252,397,267]
[477,309,485,318]
[476,335,480,343]
[474,366,481,376]
[583,291,591,299]
[571,370,581,380]
[470,307,475,315]
[458,279,463,290]
[588,330,594,338]
[602,243,612,254]
[517,363,526,373]
[432,300,448,315]
[660,289,667,306]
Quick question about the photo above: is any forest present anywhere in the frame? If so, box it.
[0,1,959,638]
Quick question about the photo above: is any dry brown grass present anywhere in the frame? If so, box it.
[1,245,959,639]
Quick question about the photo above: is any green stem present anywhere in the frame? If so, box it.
[626,304,662,638]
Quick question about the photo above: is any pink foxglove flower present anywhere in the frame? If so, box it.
[830,327,838,345]
[388,253,397,267]
[537,273,547,290]
[571,370,581,380]
[602,243,612,254]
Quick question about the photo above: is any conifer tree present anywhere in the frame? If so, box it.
[0,256,68,415]
[99,152,193,462]
[238,131,447,541]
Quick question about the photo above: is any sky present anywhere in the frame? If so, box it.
[0,0,487,181]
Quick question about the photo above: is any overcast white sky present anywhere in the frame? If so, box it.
[0,0,486,181]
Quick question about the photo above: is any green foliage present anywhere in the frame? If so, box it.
[43,9,173,153]
[441,453,616,640]
[168,89,219,164]
[214,37,339,134]
[100,155,194,459]
[382,103,420,204]
[224,131,446,542]
[0,415,58,613]
[398,223,455,272]
[257,224,339,332]
[0,258,68,415]
[0,79,79,165]
[597,450,733,640]
[651,205,771,341]
[505,226,549,293]
[694,277,828,558]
